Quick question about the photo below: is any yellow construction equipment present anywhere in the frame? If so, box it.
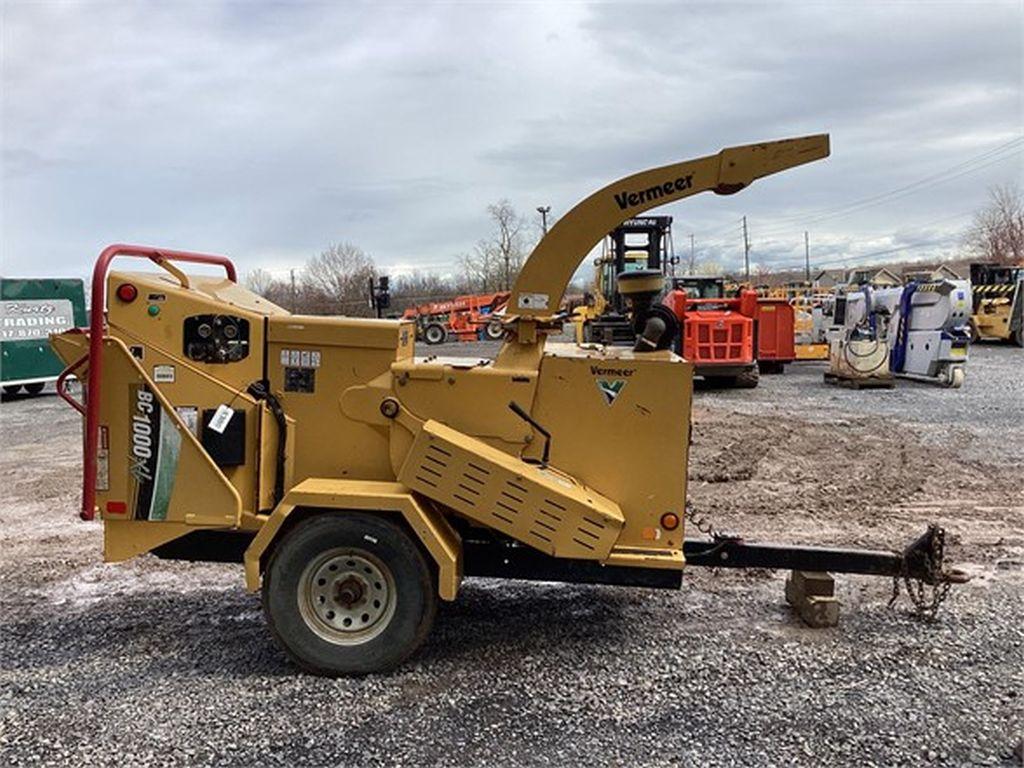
[572,216,674,344]
[792,294,832,361]
[50,135,966,675]
[970,262,1024,346]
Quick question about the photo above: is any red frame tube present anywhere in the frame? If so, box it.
[56,349,88,416]
[75,244,236,520]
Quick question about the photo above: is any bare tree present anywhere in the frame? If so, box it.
[696,259,723,276]
[245,268,277,297]
[243,267,298,309]
[389,273,462,313]
[458,200,531,292]
[965,183,1024,265]
[303,242,377,316]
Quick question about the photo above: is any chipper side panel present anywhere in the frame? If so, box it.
[398,420,624,559]
[51,332,243,557]
[528,344,691,558]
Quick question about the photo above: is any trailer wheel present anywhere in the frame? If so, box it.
[757,361,784,375]
[1014,326,1023,348]
[483,319,505,340]
[262,513,437,676]
[2,385,21,396]
[23,382,45,396]
[423,323,447,345]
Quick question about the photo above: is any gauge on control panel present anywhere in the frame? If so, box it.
[183,314,250,363]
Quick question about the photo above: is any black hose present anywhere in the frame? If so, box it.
[247,380,287,508]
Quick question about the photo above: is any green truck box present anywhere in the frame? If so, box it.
[1,278,87,395]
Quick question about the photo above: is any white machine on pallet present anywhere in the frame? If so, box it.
[828,279,972,388]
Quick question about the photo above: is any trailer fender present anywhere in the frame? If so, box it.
[244,479,462,600]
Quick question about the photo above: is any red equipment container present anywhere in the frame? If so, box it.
[753,299,796,369]
[663,288,759,385]
[682,310,753,364]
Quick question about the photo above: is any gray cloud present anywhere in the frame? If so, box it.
[1,1,1020,282]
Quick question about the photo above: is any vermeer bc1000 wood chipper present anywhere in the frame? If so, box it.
[50,135,965,676]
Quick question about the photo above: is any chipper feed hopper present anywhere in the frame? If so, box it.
[50,135,965,676]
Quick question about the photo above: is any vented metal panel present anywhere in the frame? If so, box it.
[399,420,623,559]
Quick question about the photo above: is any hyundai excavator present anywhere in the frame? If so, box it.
[49,135,965,676]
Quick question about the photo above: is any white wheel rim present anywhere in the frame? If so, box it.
[297,548,396,646]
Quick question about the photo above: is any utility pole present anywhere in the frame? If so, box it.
[804,231,811,284]
[289,269,297,313]
[689,233,696,275]
[742,215,751,282]
[536,206,551,236]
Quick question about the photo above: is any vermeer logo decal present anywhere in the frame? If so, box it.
[596,379,627,406]
[614,175,693,210]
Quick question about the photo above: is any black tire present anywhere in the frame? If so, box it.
[262,513,437,676]
[483,319,504,340]
[735,366,760,389]
[1013,326,1023,348]
[757,361,784,375]
[701,375,736,388]
[23,382,45,395]
[2,385,21,396]
[424,323,446,345]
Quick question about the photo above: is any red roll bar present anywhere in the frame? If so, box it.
[68,244,237,520]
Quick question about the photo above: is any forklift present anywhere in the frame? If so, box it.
[574,216,674,344]
[49,135,965,676]
[969,262,1024,346]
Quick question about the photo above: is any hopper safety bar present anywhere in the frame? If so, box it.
[55,244,238,520]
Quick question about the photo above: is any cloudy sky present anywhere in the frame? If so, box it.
[2,1,1021,283]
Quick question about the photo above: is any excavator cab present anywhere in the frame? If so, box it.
[671,276,727,300]
[578,216,674,344]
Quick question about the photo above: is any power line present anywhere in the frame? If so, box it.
[753,140,1023,237]
[689,136,1021,249]
[761,135,1023,228]
[756,210,974,273]
[751,208,973,255]
[697,217,745,237]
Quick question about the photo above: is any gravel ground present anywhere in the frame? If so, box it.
[1,342,1022,767]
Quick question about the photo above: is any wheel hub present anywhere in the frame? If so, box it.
[334,575,366,608]
[298,549,396,645]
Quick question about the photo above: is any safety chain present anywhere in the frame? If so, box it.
[685,500,721,540]
[888,528,954,621]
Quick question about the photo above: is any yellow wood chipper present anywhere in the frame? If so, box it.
[50,135,965,675]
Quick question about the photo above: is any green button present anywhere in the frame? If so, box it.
[147,305,160,316]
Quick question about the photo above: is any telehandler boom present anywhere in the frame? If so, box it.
[51,135,963,675]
